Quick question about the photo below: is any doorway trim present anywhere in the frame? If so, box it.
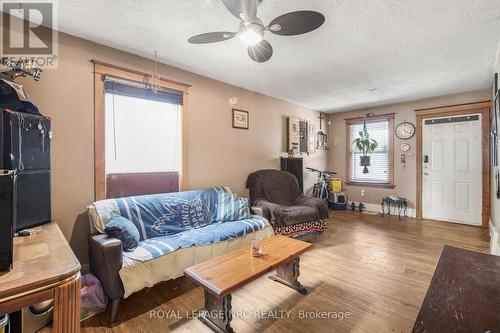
[415,101,491,229]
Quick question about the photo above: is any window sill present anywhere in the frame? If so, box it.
[345,182,396,189]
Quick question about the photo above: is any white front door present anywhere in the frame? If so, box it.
[422,114,482,225]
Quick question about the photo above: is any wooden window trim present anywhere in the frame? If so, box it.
[414,101,490,116]
[345,112,396,123]
[345,113,395,188]
[414,101,491,230]
[345,182,396,189]
[92,59,190,200]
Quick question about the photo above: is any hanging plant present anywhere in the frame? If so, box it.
[352,122,378,173]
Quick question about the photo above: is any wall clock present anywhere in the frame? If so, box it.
[395,121,416,140]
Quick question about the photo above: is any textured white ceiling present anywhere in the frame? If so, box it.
[55,0,500,113]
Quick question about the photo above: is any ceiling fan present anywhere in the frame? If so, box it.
[188,0,325,63]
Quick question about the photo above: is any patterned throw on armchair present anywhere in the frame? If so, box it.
[246,169,329,239]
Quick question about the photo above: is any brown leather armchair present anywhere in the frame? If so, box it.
[246,169,329,238]
[89,234,124,324]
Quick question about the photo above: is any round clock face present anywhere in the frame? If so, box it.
[400,143,410,152]
[395,122,415,139]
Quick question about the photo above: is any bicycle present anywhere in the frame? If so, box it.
[306,167,337,199]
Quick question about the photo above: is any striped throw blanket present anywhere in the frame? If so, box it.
[124,216,269,261]
[89,187,268,261]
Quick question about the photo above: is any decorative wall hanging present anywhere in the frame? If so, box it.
[299,120,309,153]
[232,109,249,129]
[150,51,160,94]
[287,117,310,154]
[287,117,322,155]
[400,144,410,167]
[287,117,300,154]
[316,131,328,150]
[308,123,317,154]
[400,154,407,167]
[316,113,328,150]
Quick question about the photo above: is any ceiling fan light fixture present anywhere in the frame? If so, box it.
[269,24,281,32]
[187,2,325,63]
[238,23,264,45]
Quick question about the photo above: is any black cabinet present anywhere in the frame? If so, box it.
[0,170,15,270]
[1,109,51,231]
[280,157,303,193]
[15,170,51,230]
[1,110,51,170]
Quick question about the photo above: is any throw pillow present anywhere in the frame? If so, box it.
[218,193,251,222]
[104,214,140,251]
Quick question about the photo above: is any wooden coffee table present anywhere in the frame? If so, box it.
[184,235,312,333]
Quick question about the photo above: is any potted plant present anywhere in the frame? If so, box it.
[352,123,378,173]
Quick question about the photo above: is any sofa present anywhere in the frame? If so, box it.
[87,187,274,323]
[246,169,329,239]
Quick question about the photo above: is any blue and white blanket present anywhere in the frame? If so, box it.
[90,187,267,261]
[124,216,269,261]
[112,188,219,240]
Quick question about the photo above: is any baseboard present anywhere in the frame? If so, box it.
[489,220,500,256]
[349,202,416,218]
[346,203,498,253]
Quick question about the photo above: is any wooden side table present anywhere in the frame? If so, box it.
[0,222,81,332]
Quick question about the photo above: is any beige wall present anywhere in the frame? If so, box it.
[327,90,489,210]
[16,32,327,264]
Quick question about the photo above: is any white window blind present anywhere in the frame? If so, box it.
[104,93,181,174]
[348,120,390,183]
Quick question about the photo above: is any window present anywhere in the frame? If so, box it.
[104,79,182,174]
[103,78,183,198]
[346,114,394,187]
[93,61,190,200]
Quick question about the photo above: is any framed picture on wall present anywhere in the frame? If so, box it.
[232,109,249,130]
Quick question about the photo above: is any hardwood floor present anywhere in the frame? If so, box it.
[80,211,489,333]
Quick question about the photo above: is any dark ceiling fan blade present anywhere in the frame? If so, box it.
[221,0,258,21]
[268,11,325,36]
[188,31,236,44]
[248,40,273,63]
